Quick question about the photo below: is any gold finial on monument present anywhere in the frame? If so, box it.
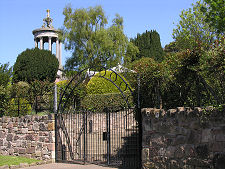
[42,9,53,28]
[47,9,50,18]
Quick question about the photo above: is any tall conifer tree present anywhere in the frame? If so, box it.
[130,30,164,62]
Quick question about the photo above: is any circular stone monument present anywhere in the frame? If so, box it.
[32,9,63,77]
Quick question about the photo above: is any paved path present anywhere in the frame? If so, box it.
[24,163,119,169]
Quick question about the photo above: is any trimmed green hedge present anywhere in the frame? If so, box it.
[83,71,134,111]
[86,70,131,94]
[81,92,134,112]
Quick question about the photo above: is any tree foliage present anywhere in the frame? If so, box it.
[0,63,12,116]
[7,81,32,116]
[202,0,225,34]
[132,57,172,108]
[13,48,59,83]
[173,0,217,50]
[131,38,225,109]
[0,63,12,87]
[164,41,180,54]
[56,79,87,111]
[62,5,138,70]
[200,38,225,103]
[130,30,164,62]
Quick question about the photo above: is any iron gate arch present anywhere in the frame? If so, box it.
[55,66,141,168]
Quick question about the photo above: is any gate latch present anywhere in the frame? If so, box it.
[103,132,107,141]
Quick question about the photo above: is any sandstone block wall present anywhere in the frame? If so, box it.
[0,114,55,161]
[142,107,225,169]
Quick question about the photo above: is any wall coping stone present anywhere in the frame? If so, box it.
[0,114,55,121]
[141,106,225,119]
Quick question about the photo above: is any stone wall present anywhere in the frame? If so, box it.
[0,114,55,162]
[142,107,225,169]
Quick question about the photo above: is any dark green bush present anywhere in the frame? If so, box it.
[13,48,59,83]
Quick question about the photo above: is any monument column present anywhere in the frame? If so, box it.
[56,38,59,60]
[40,37,43,50]
[35,39,38,48]
[59,41,62,67]
[48,37,52,51]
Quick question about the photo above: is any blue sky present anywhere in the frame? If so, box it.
[0,0,197,67]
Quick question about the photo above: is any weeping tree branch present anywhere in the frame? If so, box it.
[198,74,222,105]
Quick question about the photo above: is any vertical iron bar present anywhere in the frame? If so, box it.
[116,111,118,163]
[54,84,58,162]
[106,108,110,165]
[83,110,86,164]
[120,108,123,165]
[54,84,57,114]
[99,111,101,162]
[79,111,81,160]
[137,73,142,169]
[137,73,140,110]
[90,113,92,162]
[125,108,128,167]
[35,96,37,114]
[86,111,88,162]
[17,97,20,116]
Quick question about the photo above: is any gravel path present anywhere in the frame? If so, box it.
[23,163,119,169]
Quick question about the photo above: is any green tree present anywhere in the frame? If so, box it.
[13,48,59,83]
[62,5,137,70]
[173,0,217,50]
[0,63,12,116]
[132,57,172,108]
[130,30,164,62]
[0,63,12,87]
[131,41,224,109]
[164,41,180,54]
[202,0,225,34]
[200,38,225,104]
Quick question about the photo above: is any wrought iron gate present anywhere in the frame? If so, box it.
[55,67,141,169]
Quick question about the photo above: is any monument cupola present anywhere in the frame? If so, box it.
[32,10,62,70]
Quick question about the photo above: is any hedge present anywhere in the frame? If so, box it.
[81,92,134,112]
[86,70,131,94]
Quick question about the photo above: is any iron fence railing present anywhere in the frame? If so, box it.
[8,93,54,116]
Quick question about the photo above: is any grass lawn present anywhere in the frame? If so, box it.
[0,155,41,166]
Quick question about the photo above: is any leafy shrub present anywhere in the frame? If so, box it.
[81,92,133,112]
[132,57,172,108]
[56,79,87,111]
[7,98,32,117]
[6,81,32,116]
[86,70,131,94]
[13,48,59,83]
[84,70,133,111]
[0,85,10,117]
[0,63,12,116]
[29,80,54,112]
[0,63,12,87]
